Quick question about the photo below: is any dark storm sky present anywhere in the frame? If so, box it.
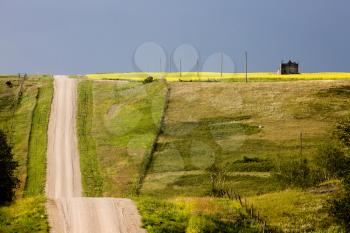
[0,0,349,74]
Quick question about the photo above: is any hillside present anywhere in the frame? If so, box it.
[0,75,52,232]
[1,74,350,232]
[76,76,350,232]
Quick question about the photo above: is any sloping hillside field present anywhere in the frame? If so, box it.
[142,81,350,197]
[80,76,350,232]
[2,74,350,232]
[137,80,350,231]
[0,75,52,232]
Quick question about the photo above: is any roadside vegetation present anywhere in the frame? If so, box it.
[0,75,52,232]
[25,77,53,196]
[136,197,262,233]
[324,118,350,231]
[77,80,103,196]
[0,130,19,204]
[0,196,47,233]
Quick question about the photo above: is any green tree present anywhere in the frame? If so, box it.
[273,157,324,189]
[326,118,350,231]
[206,164,228,197]
[328,182,350,231]
[143,76,154,84]
[0,130,19,205]
[315,143,349,179]
[334,117,350,147]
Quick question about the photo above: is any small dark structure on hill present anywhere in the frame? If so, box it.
[280,60,299,74]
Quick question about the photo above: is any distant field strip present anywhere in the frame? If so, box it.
[87,72,350,82]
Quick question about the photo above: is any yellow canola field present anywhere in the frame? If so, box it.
[87,72,350,82]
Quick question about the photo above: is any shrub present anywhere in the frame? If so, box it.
[230,156,274,172]
[5,81,13,88]
[135,197,189,233]
[273,157,323,189]
[0,130,19,205]
[334,117,350,147]
[206,164,228,197]
[315,143,350,180]
[186,213,260,233]
[136,197,262,233]
[328,183,350,231]
[143,76,154,84]
[325,118,350,232]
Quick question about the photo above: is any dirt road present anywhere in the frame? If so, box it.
[46,76,145,233]
[46,76,82,198]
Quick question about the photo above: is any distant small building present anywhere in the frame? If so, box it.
[279,60,299,74]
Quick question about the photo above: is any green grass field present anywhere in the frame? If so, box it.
[0,196,48,233]
[77,79,168,197]
[135,196,263,233]
[139,80,349,231]
[74,76,350,232]
[0,75,39,196]
[140,81,350,199]
[77,80,103,197]
[55,73,350,232]
[75,76,350,232]
[1,73,349,232]
[25,77,53,196]
[247,189,337,232]
[0,75,52,232]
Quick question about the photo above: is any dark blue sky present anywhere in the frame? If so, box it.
[0,0,349,74]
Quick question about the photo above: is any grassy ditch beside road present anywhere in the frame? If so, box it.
[25,77,53,196]
[0,75,52,232]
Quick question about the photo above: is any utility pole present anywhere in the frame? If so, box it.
[245,51,248,83]
[160,58,162,73]
[196,58,199,78]
[220,52,223,78]
[169,55,172,72]
[180,59,182,77]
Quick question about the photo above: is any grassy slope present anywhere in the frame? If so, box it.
[247,190,336,232]
[77,78,350,232]
[25,77,53,196]
[0,75,52,232]
[0,196,47,233]
[77,80,168,197]
[77,80,103,196]
[0,76,38,195]
[136,197,261,233]
[138,80,350,232]
[141,81,350,198]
